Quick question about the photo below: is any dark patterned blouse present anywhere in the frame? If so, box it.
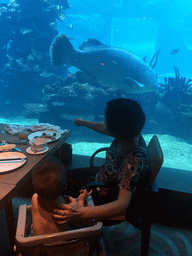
[95,135,149,192]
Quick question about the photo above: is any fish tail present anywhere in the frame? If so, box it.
[50,33,74,65]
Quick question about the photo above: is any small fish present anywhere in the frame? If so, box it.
[187,43,192,51]
[6,40,13,50]
[4,100,11,105]
[170,49,180,55]
[68,24,73,30]
[20,28,33,35]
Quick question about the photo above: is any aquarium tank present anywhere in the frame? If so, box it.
[0,0,192,177]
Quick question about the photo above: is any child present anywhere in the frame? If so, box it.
[31,156,87,236]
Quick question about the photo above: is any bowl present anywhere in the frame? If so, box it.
[29,138,48,152]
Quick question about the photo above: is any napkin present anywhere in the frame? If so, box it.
[5,123,67,135]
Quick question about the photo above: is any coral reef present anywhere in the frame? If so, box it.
[152,67,192,138]
[0,0,69,104]
[22,72,124,125]
[149,49,162,69]
[143,49,161,70]
[159,67,192,111]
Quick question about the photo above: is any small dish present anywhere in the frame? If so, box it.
[26,146,49,155]
[29,138,48,152]
[0,144,16,152]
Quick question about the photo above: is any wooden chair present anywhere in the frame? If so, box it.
[86,135,163,256]
[15,204,106,256]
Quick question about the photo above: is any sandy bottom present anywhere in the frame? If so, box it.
[72,134,192,171]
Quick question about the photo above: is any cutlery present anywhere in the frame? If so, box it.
[1,141,28,145]
[15,141,28,144]
[2,140,22,152]
[0,158,26,162]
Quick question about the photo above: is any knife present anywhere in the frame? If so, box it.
[0,158,26,162]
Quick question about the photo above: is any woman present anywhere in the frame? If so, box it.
[51,98,149,223]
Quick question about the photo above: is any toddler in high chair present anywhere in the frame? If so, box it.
[31,156,88,236]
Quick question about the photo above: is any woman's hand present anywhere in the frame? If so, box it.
[51,196,83,224]
[73,118,84,126]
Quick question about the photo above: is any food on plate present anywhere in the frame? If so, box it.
[34,132,57,141]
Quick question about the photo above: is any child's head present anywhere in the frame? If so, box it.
[32,156,66,200]
[104,98,146,140]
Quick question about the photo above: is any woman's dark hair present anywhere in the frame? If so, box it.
[32,156,66,200]
[104,98,146,139]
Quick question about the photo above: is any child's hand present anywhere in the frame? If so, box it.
[78,189,92,206]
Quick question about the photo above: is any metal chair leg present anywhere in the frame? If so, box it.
[140,221,151,256]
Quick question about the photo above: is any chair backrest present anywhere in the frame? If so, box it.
[90,147,108,167]
[15,204,103,256]
[146,135,163,186]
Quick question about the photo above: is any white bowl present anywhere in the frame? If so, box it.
[29,138,48,152]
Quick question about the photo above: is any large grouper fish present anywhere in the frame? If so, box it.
[50,34,158,93]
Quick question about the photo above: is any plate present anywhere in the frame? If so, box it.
[0,144,16,152]
[28,131,61,143]
[26,146,49,155]
[0,152,27,173]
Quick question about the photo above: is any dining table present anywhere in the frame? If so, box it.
[0,123,71,252]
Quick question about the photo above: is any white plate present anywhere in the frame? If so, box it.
[26,146,49,155]
[0,152,27,173]
[0,144,16,152]
[28,131,61,143]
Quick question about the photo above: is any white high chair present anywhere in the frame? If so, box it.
[15,201,106,256]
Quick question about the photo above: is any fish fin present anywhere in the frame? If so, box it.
[124,77,145,88]
[50,33,74,65]
[79,39,106,50]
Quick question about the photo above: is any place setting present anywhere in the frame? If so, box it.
[0,124,69,172]
[0,130,60,172]
[0,130,59,172]
[0,144,27,173]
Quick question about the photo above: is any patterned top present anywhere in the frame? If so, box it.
[95,135,149,192]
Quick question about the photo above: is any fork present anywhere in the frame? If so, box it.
[2,140,22,152]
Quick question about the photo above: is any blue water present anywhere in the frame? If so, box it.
[0,0,192,168]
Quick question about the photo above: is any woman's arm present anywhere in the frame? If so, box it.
[73,118,112,136]
[52,188,132,223]
[80,188,132,220]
